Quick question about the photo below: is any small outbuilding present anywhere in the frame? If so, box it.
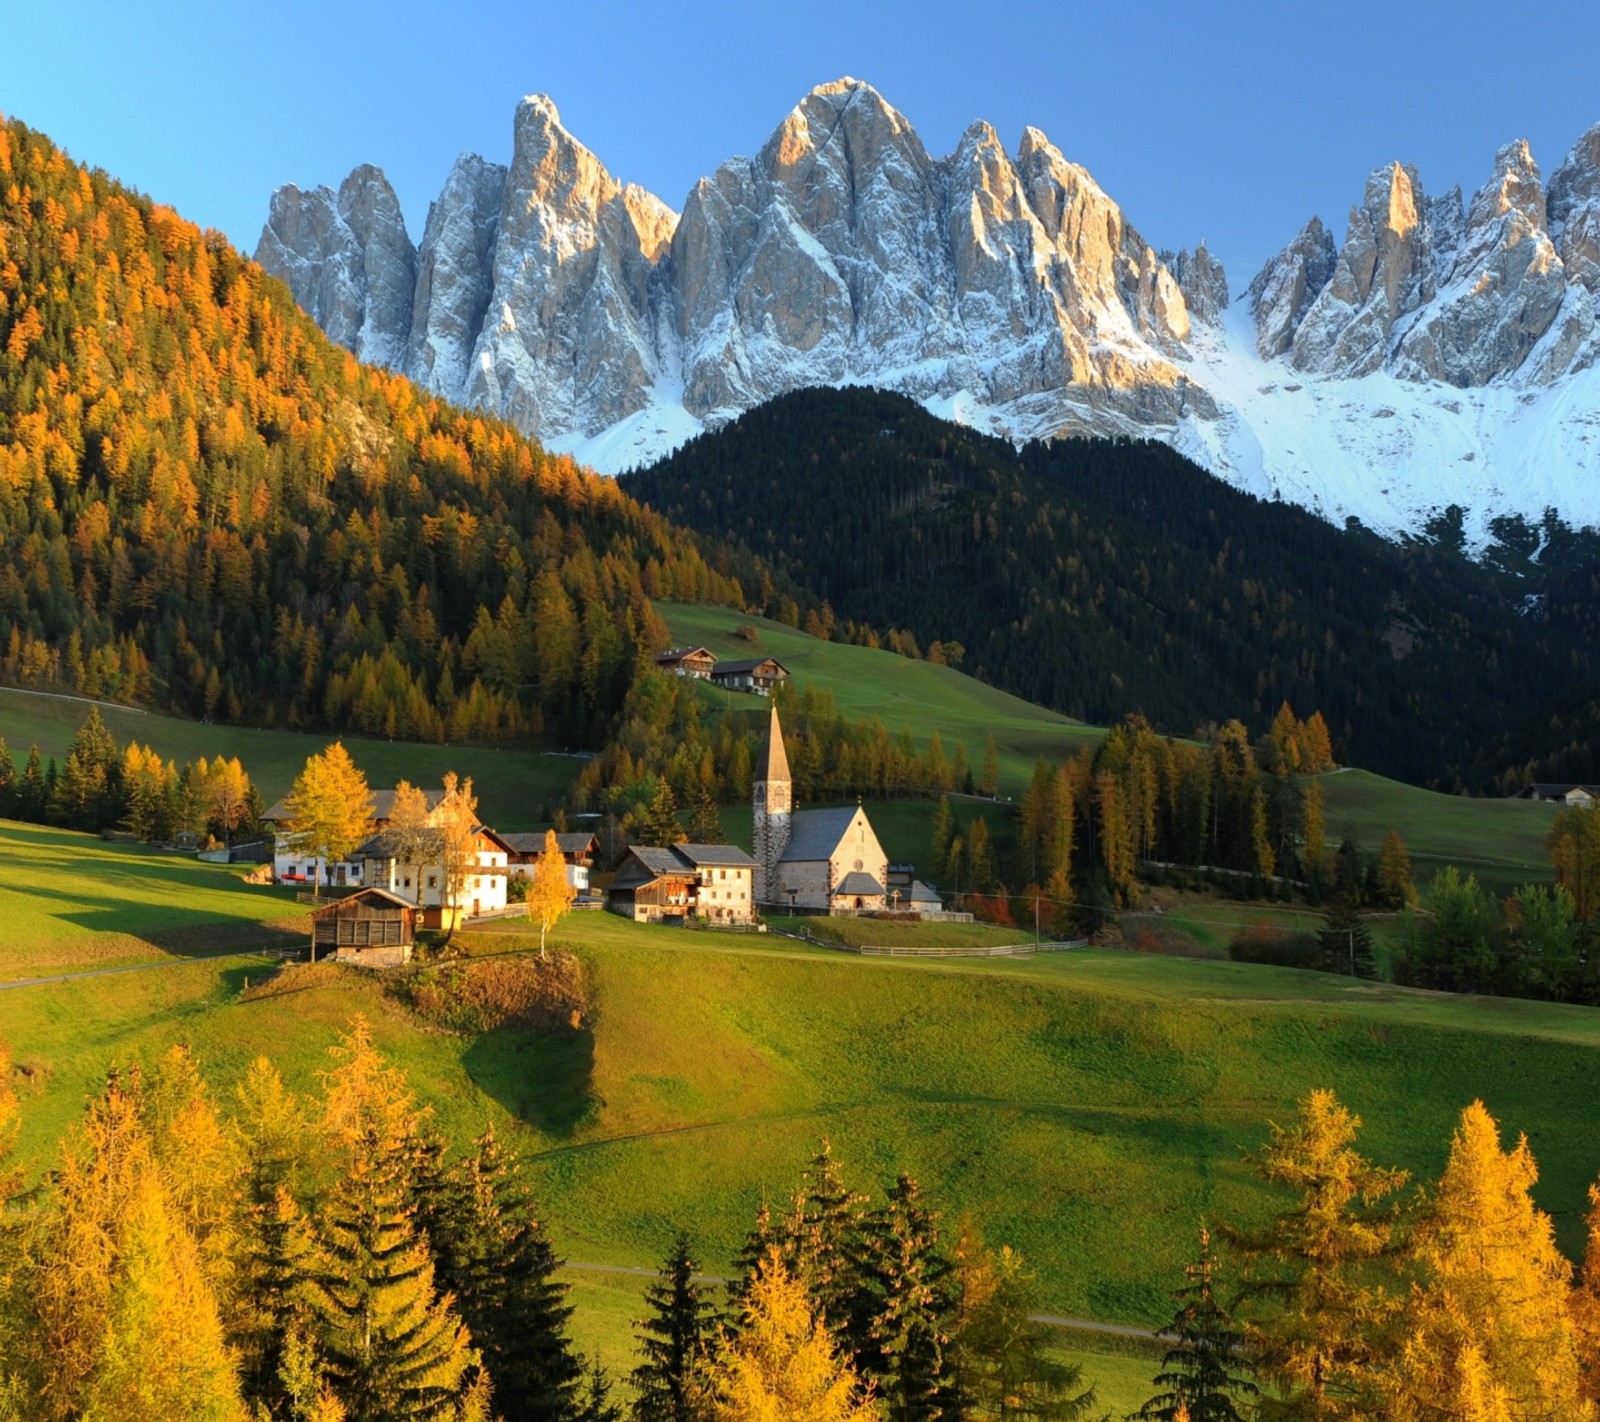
[309,887,416,966]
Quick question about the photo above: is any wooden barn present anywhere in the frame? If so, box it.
[309,887,416,966]
[709,657,789,697]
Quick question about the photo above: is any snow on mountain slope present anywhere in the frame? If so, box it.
[258,89,1600,540]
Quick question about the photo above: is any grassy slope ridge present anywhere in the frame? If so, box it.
[6,824,1598,1334]
[662,602,1558,884]
[0,688,580,830]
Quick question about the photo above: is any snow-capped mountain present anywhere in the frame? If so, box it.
[256,80,1600,541]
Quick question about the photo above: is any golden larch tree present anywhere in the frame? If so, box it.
[1387,1101,1591,1422]
[524,829,577,960]
[701,1248,880,1422]
[436,772,480,939]
[285,743,373,896]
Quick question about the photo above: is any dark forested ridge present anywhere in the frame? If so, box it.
[624,386,1599,789]
[0,117,746,746]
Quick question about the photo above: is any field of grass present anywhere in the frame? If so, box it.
[0,820,308,980]
[1318,767,1557,890]
[664,603,1563,893]
[0,687,581,830]
[660,602,1102,799]
[767,915,1031,950]
[9,871,1600,1339]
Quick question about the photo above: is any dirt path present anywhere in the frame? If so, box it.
[560,1261,1155,1341]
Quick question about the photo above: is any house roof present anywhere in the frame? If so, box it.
[499,831,599,856]
[263,788,445,823]
[628,846,695,876]
[834,871,886,897]
[778,805,862,862]
[909,880,942,905]
[711,658,789,678]
[309,886,414,917]
[352,828,444,861]
[656,645,715,664]
[758,703,791,787]
[677,843,757,868]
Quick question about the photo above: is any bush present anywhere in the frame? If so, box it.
[392,952,589,1035]
[1228,922,1327,970]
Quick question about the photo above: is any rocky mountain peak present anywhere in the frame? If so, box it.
[1548,123,1600,294]
[1245,216,1338,358]
[1162,244,1229,326]
[1286,160,1431,377]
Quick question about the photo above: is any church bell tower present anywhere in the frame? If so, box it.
[753,703,792,905]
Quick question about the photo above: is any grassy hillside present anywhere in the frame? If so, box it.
[661,601,1101,797]
[664,603,1560,888]
[7,827,1599,1338]
[0,688,581,830]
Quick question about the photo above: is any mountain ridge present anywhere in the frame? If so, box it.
[258,80,1600,542]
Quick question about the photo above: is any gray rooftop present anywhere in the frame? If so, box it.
[500,831,598,856]
[264,787,445,823]
[834,871,886,897]
[676,843,757,868]
[779,805,864,862]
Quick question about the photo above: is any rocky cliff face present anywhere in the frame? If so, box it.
[258,79,1211,451]
[1247,139,1597,389]
[257,85,1600,538]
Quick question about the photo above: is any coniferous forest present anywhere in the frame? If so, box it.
[623,387,1600,791]
[0,118,753,748]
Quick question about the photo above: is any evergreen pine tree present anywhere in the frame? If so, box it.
[1318,899,1375,979]
[642,779,685,848]
[630,1233,719,1422]
[862,1174,952,1422]
[1133,1227,1257,1422]
[18,745,47,823]
[0,736,14,817]
[577,1357,623,1422]
[308,1021,473,1422]
[430,1124,583,1422]
[787,1141,873,1362]
[687,781,724,844]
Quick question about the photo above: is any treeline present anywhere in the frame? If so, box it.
[573,678,1007,836]
[0,1021,593,1422]
[628,1092,1600,1422]
[622,386,1600,791]
[0,117,746,748]
[0,705,259,844]
[6,1028,1598,1420]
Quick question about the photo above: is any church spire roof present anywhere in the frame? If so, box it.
[759,703,791,786]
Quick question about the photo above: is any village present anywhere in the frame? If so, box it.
[281,701,958,967]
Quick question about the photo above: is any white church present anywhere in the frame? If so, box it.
[753,704,891,913]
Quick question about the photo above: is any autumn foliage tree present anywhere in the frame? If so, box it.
[286,743,374,894]
[525,828,578,958]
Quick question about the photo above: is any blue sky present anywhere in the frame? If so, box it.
[6,0,1598,283]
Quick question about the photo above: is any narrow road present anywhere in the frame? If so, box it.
[560,1261,1157,1343]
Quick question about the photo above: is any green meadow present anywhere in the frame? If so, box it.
[6,826,1599,1322]
[0,687,581,831]
[664,603,1561,890]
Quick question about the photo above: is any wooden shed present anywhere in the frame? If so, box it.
[310,887,416,964]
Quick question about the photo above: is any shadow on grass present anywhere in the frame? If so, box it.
[1,877,309,959]
[463,1024,598,1140]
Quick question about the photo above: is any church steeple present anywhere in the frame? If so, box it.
[753,703,792,905]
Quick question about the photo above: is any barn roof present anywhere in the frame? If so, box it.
[308,886,414,917]
[711,658,789,677]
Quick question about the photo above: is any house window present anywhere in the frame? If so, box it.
[427,875,438,888]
